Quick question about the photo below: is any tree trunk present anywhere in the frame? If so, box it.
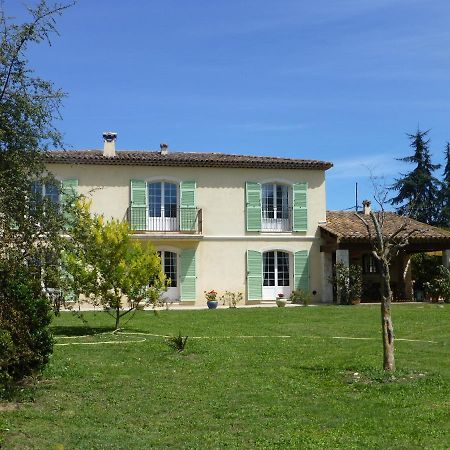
[380,258,395,371]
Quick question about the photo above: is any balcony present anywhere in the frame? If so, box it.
[262,207,293,232]
[128,206,202,234]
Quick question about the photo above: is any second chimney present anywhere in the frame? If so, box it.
[103,132,117,157]
[362,200,371,215]
[160,143,168,155]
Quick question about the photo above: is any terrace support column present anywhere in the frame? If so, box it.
[400,254,413,301]
[443,250,450,268]
[336,249,349,267]
[321,252,333,303]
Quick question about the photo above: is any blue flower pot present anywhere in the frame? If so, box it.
[207,300,218,309]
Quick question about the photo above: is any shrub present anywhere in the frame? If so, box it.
[289,290,311,305]
[165,333,188,352]
[332,262,363,305]
[424,265,450,303]
[220,291,243,308]
[0,265,53,398]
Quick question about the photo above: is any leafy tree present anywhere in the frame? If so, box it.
[0,1,73,394]
[438,143,450,227]
[64,200,167,329]
[391,129,441,224]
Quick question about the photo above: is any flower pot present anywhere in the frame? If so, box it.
[276,299,287,307]
[207,300,218,309]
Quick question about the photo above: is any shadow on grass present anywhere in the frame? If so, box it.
[51,326,116,337]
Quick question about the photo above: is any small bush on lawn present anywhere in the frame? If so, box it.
[165,332,188,352]
[289,289,312,305]
[0,265,53,398]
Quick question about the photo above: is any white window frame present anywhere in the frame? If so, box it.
[261,182,291,232]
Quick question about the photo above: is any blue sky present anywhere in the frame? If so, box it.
[7,0,450,210]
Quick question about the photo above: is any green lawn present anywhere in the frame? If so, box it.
[1,305,449,449]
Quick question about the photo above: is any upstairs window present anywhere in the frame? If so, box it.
[262,183,290,231]
[31,181,60,204]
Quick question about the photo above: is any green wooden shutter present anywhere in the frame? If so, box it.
[60,179,78,205]
[293,182,308,232]
[180,249,196,301]
[130,179,147,230]
[247,250,262,301]
[294,250,309,292]
[180,181,197,231]
[60,179,78,225]
[246,182,262,231]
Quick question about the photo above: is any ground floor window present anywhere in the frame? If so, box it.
[157,251,178,287]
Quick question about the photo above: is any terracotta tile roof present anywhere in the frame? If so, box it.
[321,211,450,243]
[44,150,333,171]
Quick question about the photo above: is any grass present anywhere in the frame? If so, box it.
[1,304,449,449]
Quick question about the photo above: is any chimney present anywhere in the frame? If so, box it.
[160,143,168,155]
[362,199,371,215]
[103,132,117,157]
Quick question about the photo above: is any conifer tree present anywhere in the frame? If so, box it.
[391,129,441,224]
[438,142,450,227]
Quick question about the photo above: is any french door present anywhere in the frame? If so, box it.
[262,250,292,300]
[148,182,178,231]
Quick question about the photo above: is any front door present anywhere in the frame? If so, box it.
[262,250,292,300]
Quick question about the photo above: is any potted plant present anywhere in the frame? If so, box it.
[205,290,219,309]
[276,293,287,307]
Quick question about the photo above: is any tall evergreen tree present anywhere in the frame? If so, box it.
[390,129,441,224]
[438,142,450,227]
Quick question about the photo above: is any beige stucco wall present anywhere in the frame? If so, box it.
[47,161,328,304]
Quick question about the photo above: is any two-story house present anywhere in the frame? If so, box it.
[45,132,333,305]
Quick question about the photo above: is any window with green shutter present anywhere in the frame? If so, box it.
[130,179,147,230]
[246,182,262,232]
[247,250,262,300]
[180,181,197,231]
[180,249,196,301]
[294,250,309,292]
[60,179,78,205]
[293,182,308,232]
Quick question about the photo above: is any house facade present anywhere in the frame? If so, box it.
[45,134,333,305]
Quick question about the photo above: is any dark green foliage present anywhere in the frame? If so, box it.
[0,1,72,395]
[332,262,363,305]
[165,332,188,352]
[411,253,442,297]
[0,265,53,398]
[438,143,450,227]
[424,265,450,303]
[391,129,441,224]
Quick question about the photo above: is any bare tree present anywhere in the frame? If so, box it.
[356,181,418,372]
